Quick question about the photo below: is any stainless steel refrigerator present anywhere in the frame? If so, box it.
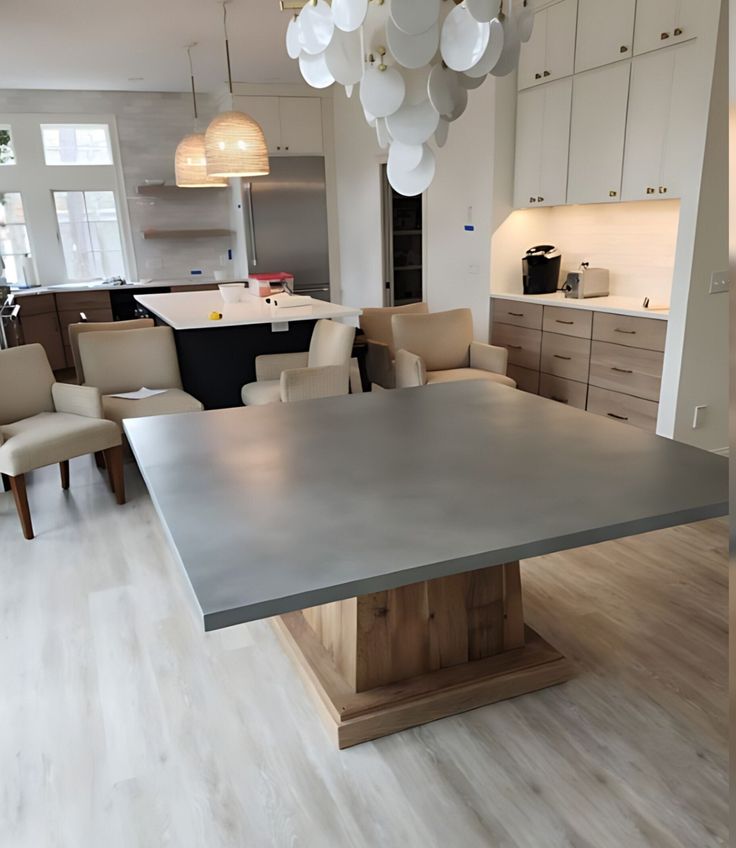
[233,157,331,301]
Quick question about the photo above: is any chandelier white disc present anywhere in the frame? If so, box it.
[490,12,520,76]
[434,118,449,148]
[386,17,440,70]
[385,98,440,145]
[517,2,535,42]
[403,65,433,105]
[332,0,369,33]
[360,64,406,118]
[465,16,504,77]
[286,17,302,59]
[459,71,487,89]
[298,51,335,88]
[298,0,335,56]
[376,117,392,149]
[440,4,491,72]
[447,84,468,121]
[345,83,355,98]
[389,0,441,37]
[388,140,424,171]
[466,0,496,23]
[325,27,363,85]
[387,144,436,196]
[427,63,462,117]
[363,107,377,127]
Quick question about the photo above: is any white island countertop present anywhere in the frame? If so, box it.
[135,290,361,330]
[491,291,669,320]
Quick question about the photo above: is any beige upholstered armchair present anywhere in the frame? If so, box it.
[69,318,154,384]
[78,326,203,427]
[393,308,517,389]
[241,319,356,405]
[359,302,428,388]
[0,344,124,540]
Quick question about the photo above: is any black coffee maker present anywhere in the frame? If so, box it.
[522,245,561,295]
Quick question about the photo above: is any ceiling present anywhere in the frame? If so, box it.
[2,0,301,92]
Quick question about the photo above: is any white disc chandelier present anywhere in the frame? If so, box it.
[284,0,534,196]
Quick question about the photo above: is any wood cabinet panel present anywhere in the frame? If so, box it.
[589,340,663,402]
[540,332,591,382]
[58,308,114,337]
[542,305,592,338]
[20,313,66,371]
[575,0,636,72]
[586,385,659,432]
[54,291,112,313]
[507,364,540,394]
[491,323,542,371]
[15,293,56,316]
[539,373,588,409]
[492,299,543,330]
[592,312,667,351]
[169,285,218,293]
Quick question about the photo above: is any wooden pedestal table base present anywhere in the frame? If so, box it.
[274,561,573,749]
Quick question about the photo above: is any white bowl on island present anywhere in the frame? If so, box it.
[219,283,245,303]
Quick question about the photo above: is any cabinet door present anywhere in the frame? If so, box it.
[518,0,577,90]
[279,97,324,154]
[537,77,573,207]
[21,313,65,371]
[575,0,636,72]
[633,0,699,56]
[518,3,548,90]
[567,62,630,205]
[513,86,545,208]
[232,96,282,153]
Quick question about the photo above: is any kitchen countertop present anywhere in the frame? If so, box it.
[135,290,361,330]
[10,278,238,297]
[491,291,670,320]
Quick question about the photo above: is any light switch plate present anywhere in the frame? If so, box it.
[709,271,729,294]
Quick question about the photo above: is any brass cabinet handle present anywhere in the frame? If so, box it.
[537,196,544,202]
[614,328,636,334]
[543,70,551,77]
[535,73,542,79]
[646,187,656,194]
[611,366,634,374]
[609,190,618,197]
[508,312,524,317]
[550,396,569,404]
[555,319,574,325]
[553,354,572,360]
[507,344,523,350]
[607,412,629,421]
[674,27,683,36]
[620,45,629,52]
[659,186,668,194]
[530,196,537,203]
[661,31,670,39]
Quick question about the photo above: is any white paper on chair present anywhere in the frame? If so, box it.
[108,387,169,400]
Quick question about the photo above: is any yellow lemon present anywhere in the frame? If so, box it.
[209,311,223,321]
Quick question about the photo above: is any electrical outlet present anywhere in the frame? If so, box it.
[709,271,729,294]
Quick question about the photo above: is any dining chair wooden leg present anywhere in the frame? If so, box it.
[94,451,106,470]
[59,460,70,490]
[9,474,33,540]
[104,446,126,505]
[1,473,9,493]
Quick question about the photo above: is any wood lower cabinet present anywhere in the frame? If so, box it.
[20,311,66,371]
[491,298,668,432]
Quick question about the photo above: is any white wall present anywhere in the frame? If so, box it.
[490,201,681,305]
[0,89,231,282]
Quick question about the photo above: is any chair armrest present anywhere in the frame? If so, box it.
[395,349,427,389]
[51,383,103,418]
[365,339,395,389]
[255,351,309,382]
[469,341,509,376]
[280,364,350,403]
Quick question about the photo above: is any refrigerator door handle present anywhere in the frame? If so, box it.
[244,182,258,267]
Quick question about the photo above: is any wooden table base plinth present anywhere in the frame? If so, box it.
[273,562,573,748]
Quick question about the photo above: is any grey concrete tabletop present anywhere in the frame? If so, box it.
[124,381,728,631]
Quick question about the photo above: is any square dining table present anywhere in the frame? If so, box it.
[125,381,728,748]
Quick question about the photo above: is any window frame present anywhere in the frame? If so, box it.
[0,113,137,285]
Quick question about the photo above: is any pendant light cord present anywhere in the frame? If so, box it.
[223,2,233,95]
[187,44,198,121]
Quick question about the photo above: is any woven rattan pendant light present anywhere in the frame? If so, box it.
[205,3,270,178]
[175,45,228,188]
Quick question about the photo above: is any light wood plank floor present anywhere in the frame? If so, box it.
[0,457,727,848]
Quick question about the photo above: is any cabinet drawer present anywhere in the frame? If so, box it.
[592,312,667,351]
[587,386,658,432]
[539,374,588,410]
[16,293,56,316]
[507,364,540,394]
[58,307,114,336]
[491,323,541,371]
[54,291,112,313]
[589,341,663,402]
[540,332,591,382]
[492,299,543,330]
[542,306,592,339]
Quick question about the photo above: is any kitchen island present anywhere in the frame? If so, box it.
[135,290,361,409]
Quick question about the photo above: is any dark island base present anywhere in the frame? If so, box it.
[171,321,317,410]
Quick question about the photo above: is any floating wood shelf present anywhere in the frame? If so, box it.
[141,228,233,240]
[136,184,227,196]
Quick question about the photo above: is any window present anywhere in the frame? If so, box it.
[0,192,30,284]
[53,190,124,280]
[0,125,15,166]
[41,123,113,166]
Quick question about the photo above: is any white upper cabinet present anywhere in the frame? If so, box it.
[633,0,700,56]
[232,96,323,155]
[518,0,578,90]
[621,40,699,201]
[567,62,631,205]
[574,0,636,72]
[514,77,573,208]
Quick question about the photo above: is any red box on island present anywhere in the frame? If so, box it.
[248,272,295,297]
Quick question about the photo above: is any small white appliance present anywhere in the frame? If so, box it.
[563,264,610,299]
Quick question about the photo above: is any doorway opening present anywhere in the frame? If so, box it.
[381,165,424,306]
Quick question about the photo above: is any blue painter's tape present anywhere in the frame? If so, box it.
[190,269,203,276]
[464,225,475,231]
